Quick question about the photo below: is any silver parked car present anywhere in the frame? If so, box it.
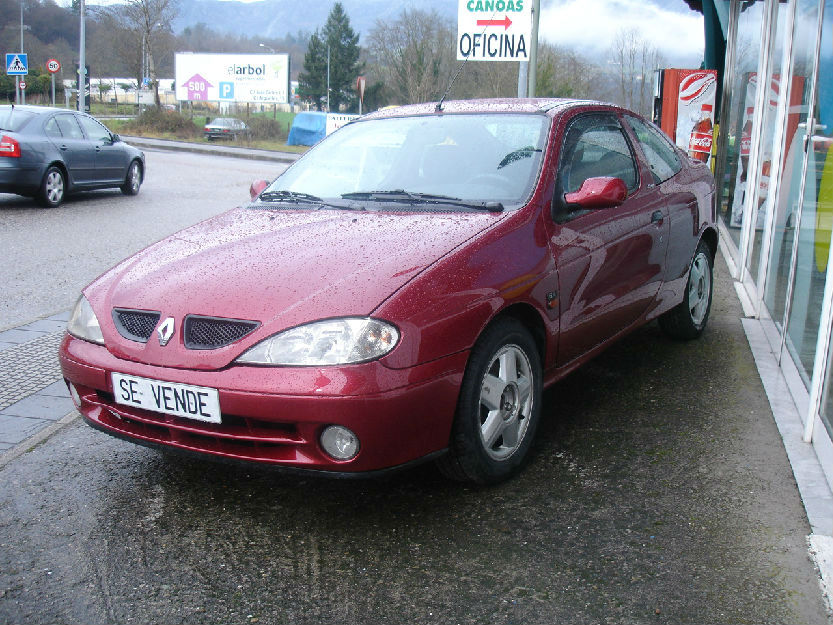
[0,105,145,208]
[203,117,250,141]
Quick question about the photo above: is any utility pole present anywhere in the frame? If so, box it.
[326,44,330,112]
[17,0,23,104]
[527,0,540,97]
[517,0,540,98]
[78,0,86,112]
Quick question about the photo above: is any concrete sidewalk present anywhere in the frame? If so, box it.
[0,313,75,460]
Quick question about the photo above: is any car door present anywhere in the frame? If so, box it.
[76,114,126,183]
[623,114,700,297]
[545,112,670,366]
[49,113,96,185]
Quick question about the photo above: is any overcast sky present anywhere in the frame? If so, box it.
[538,0,705,66]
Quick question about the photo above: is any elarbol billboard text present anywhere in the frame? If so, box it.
[175,53,290,104]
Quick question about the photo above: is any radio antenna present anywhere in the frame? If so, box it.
[436,4,502,113]
[435,57,470,113]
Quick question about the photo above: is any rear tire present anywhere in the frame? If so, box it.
[120,160,142,196]
[37,166,65,208]
[659,240,713,340]
[436,318,542,484]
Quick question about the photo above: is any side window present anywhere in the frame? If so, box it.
[624,115,682,184]
[76,115,112,142]
[558,114,639,197]
[54,114,84,140]
[44,117,63,139]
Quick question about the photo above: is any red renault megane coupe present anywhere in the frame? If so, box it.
[59,98,717,483]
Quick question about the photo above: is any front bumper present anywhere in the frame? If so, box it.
[59,334,466,473]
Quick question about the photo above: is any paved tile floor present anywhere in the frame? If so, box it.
[0,312,73,451]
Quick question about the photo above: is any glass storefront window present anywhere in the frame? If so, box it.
[764,0,823,335]
[812,0,833,437]
[746,1,792,286]
[717,1,766,250]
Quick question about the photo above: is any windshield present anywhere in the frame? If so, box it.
[0,109,36,132]
[265,113,549,208]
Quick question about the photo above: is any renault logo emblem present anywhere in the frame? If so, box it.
[157,317,175,346]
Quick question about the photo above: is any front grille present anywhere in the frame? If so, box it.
[184,315,260,350]
[112,308,160,343]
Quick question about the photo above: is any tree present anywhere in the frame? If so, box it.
[535,43,605,101]
[298,29,328,110]
[119,0,177,107]
[298,3,362,111]
[608,27,664,116]
[367,9,455,105]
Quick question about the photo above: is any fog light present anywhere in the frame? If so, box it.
[320,425,360,460]
[68,382,81,409]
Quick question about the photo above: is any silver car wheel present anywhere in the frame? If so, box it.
[128,162,140,193]
[478,344,534,461]
[688,251,711,326]
[45,170,64,205]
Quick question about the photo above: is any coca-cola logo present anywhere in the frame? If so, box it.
[689,133,713,151]
[740,137,751,155]
[679,72,716,102]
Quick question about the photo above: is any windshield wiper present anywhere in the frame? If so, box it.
[341,190,503,212]
[258,190,325,204]
[256,190,363,211]
[497,146,542,170]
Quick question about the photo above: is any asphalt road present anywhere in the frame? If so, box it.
[0,148,828,623]
[0,149,283,331]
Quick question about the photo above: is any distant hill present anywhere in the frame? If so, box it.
[171,0,457,41]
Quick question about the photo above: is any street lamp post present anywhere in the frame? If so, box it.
[326,44,330,112]
[18,0,23,104]
[259,43,278,118]
[78,0,86,112]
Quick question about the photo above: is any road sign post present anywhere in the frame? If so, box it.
[46,59,61,106]
[356,76,366,115]
[6,53,28,105]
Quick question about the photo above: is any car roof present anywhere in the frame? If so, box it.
[360,98,606,121]
[0,105,77,116]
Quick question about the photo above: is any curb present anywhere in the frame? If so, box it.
[0,410,78,469]
[121,135,302,164]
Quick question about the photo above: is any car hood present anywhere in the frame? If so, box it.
[86,206,501,369]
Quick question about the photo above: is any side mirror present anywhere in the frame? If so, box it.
[250,179,269,200]
[564,176,627,209]
[111,133,120,143]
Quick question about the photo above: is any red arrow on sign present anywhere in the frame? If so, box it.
[476,16,512,30]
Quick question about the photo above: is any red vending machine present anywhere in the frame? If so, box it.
[653,69,719,167]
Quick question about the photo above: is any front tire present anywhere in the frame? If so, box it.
[437,318,542,484]
[121,160,142,196]
[37,166,65,208]
[659,240,713,340]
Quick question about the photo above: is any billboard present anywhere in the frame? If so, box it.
[457,0,532,61]
[175,53,290,104]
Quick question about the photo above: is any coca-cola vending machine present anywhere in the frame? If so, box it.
[653,69,719,167]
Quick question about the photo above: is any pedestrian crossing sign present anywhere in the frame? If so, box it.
[6,53,28,75]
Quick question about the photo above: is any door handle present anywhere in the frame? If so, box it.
[95,146,101,152]
[651,210,664,224]
[60,145,68,151]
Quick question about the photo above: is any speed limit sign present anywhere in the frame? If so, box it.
[46,59,60,73]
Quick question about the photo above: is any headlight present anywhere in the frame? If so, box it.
[235,318,399,366]
[67,295,104,345]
